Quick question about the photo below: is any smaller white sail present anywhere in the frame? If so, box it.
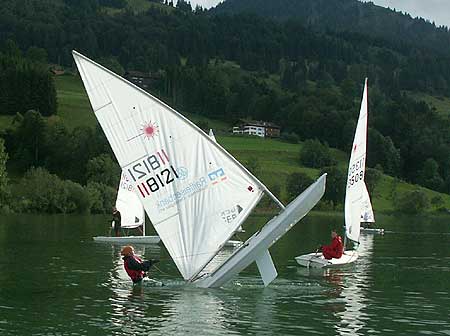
[344,79,368,243]
[115,171,145,229]
[361,183,375,223]
[208,129,217,142]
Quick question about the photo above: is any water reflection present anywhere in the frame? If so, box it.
[333,234,373,336]
[296,234,374,335]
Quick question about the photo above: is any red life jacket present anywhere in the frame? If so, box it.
[124,255,145,283]
[322,236,344,259]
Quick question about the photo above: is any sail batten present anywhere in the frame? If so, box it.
[344,78,368,243]
[73,50,275,280]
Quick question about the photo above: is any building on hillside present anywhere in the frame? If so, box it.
[232,120,281,138]
[49,65,65,76]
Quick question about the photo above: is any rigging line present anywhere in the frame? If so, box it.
[151,264,177,277]
[150,248,236,262]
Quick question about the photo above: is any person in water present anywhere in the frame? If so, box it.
[320,229,344,260]
[121,246,159,284]
[112,206,121,237]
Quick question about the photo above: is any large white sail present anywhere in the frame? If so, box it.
[115,171,145,229]
[361,183,375,223]
[344,79,368,243]
[73,51,274,280]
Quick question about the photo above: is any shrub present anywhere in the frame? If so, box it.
[13,167,91,213]
[300,139,337,168]
[395,190,430,214]
[86,181,116,214]
[320,166,346,208]
[280,132,299,144]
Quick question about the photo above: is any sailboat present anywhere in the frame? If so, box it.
[295,79,369,268]
[360,184,384,234]
[73,50,326,288]
[93,171,161,244]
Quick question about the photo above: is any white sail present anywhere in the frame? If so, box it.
[208,129,217,142]
[115,170,145,229]
[73,51,275,280]
[361,183,375,223]
[344,79,368,243]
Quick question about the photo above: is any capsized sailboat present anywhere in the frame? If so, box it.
[73,50,325,288]
[295,79,370,268]
[94,171,161,244]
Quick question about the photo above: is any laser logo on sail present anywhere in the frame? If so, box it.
[142,121,159,139]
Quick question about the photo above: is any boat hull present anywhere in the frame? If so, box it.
[361,227,384,234]
[193,174,326,288]
[295,250,359,268]
[224,240,243,247]
[93,236,160,244]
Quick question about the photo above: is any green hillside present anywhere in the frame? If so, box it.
[47,74,450,213]
[409,92,450,118]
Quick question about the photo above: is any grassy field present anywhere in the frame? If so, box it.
[54,75,97,130]
[218,135,450,212]
[409,91,450,118]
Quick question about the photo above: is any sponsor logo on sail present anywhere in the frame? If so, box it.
[221,205,243,224]
[208,168,227,185]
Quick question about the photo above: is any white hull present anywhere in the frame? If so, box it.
[93,236,160,244]
[224,240,243,247]
[295,250,359,268]
[194,174,326,288]
[361,227,384,234]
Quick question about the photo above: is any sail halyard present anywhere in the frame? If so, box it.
[72,50,282,280]
[344,78,368,244]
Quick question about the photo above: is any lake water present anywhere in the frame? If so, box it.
[1,213,449,335]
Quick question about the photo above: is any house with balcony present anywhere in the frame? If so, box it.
[232,120,281,138]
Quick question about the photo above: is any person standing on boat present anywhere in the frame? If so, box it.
[112,206,121,237]
[320,229,343,260]
[121,246,159,284]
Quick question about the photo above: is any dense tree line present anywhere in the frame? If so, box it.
[0,42,57,117]
[0,110,118,213]
[214,0,450,56]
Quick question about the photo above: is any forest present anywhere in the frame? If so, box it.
[0,0,449,213]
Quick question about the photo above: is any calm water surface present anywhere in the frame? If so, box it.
[1,213,449,335]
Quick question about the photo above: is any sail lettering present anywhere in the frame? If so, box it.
[128,149,170,182]
[136,165,180,198]
[348,156,365,188]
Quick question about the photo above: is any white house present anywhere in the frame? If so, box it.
[232,120,280,138]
